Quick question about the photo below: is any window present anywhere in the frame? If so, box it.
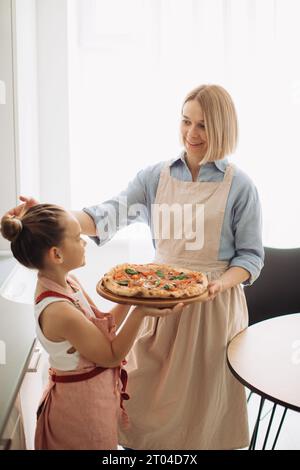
[68,0,300,248]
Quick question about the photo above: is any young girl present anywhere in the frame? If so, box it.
[0,204,183,450]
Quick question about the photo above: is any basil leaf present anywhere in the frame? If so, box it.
[125,268,139,275]
[163,284,171,290]
[156,270,165,278]
[169,274,187,280]
[117,280,129,286]
[155,280,161,287]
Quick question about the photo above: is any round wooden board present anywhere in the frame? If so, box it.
[96,281,209,308]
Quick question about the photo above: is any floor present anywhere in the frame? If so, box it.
[118,395,300,450]
[245,389,300,450]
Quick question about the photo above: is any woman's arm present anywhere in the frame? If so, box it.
[2,198,97,237]
[229,176,264,285]
[72,210,97,236]
[80,168,151,246]
[7,166,151,242]
[206,266,250,301]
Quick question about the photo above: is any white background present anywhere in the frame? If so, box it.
[67,0,300,249]
[1,0,300,282]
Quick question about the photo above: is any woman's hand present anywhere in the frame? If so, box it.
[4,195,39,218]
[134,302,185,318]
[205,279,224,302]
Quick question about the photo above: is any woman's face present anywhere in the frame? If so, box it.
[180,100,208,161]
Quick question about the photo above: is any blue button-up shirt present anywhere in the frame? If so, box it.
[83,153,264,285]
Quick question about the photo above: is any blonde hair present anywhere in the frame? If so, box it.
[182,84,238,164]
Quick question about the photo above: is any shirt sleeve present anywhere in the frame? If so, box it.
[83,169,149,246]
[229,179,264,285]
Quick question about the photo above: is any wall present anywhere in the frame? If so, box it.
[0,0,18,252]
[36,0,71,207]
[0,0,39,252]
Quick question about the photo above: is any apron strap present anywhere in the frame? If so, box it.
[35,290,75,305]
[223,163,235,184]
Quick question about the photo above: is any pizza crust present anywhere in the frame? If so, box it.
[102,263,208,299]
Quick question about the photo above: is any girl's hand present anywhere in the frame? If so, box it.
[205,279,224,302]
[134,302,185,318]
[4,195,39,219]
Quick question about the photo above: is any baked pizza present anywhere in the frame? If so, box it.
[102,263,208,299]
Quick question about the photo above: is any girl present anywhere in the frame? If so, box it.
[0,204,183,450]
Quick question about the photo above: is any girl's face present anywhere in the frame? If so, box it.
[180,100,208,161]
[59,214,87,271]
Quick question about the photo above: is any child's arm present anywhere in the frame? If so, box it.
[42,301,184,368]
[109,304,131,329]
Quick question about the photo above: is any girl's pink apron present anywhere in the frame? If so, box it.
[34,277,128,450]
[119,163,249,450]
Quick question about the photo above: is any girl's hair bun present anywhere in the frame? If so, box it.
[0,216,23,242]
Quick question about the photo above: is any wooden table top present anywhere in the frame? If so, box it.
[227,313,300,412]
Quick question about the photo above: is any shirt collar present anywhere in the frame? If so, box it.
[170,151,228,173]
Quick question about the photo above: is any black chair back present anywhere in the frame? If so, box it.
[244,247,300,325]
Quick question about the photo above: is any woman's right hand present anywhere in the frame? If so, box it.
[4,195,39,219]
[133,302,185,318]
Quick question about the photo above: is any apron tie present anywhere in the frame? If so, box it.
[49,366,107,383]
[119,361,130,428]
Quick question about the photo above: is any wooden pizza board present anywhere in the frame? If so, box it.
[96,281,209,308]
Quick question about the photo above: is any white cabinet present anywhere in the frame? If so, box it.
[0,262,48,450]
[0,343,47,450]
[19,342,48,450]
[0,394,26,450]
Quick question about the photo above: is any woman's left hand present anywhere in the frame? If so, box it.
[205,279,224,302]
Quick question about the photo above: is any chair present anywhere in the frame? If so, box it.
[244,246,300,326]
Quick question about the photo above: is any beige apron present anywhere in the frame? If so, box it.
[118,162,250,450]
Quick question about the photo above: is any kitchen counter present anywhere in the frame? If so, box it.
[0,254,36,438]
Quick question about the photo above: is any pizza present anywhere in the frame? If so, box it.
[102,263,208,299]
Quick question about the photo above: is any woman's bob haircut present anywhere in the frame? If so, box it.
[182,84,238,164]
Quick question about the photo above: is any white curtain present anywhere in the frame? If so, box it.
[68,0,300,248]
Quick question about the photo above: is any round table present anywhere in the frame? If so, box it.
[227,313,300,450]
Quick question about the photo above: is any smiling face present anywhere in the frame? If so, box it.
[180,99,208,162]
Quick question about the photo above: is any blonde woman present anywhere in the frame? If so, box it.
[9,85,263,449]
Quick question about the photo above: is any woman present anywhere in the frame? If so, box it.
[9,84,263,449]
